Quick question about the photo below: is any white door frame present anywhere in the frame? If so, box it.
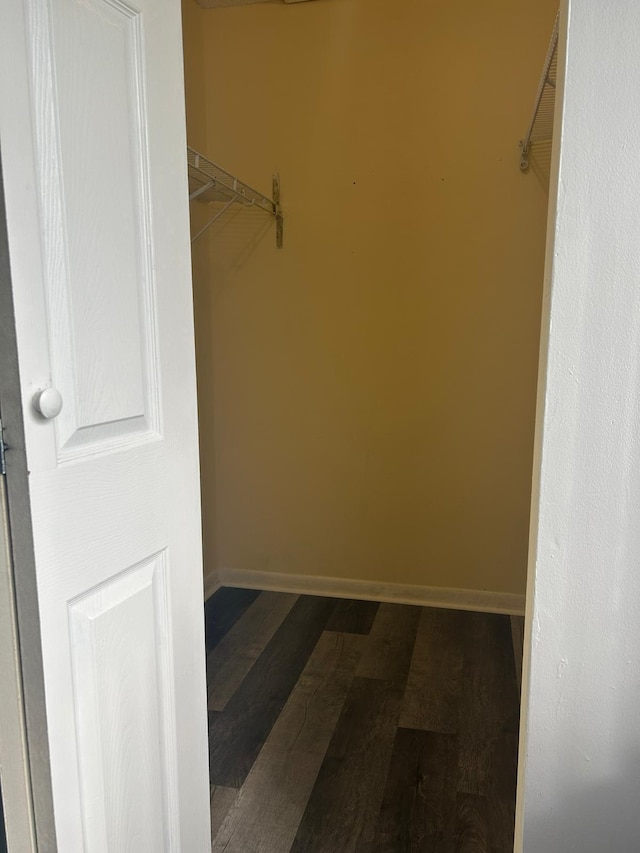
[0,152,58,852]
[517,0,640,849]
[0,450,37,853]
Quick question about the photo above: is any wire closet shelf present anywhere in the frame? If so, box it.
[187,146,283,247]
[519,11,559,172]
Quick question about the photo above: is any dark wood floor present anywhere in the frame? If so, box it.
[205,588,520,853]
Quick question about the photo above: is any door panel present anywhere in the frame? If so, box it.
[68,552,177,852]
[0,0,210,850]
[29,0,161,459]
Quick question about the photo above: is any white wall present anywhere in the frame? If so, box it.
[517,1,640,849]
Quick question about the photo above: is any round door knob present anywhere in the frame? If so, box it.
[33,387,63,419]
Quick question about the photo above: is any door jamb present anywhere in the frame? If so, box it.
[0,151,57,853]
[0,459,37,852]
[514,2,569,849]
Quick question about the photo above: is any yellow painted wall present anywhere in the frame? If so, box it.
[183,0,557,594]
[182,0,217,588]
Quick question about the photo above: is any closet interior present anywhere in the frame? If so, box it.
[181,0,559,848]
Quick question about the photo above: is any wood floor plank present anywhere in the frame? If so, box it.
[326,598,379,635]
[455,793,489,853]
[212,631,365,853]
[289,676,403,853]
[205,587,261,652]
[372,728,458,853]
[356,603,421,682]
[207,592,299,711]
[457,613,519,798]
[487,720,519,853]
[400,607,466,733]
[204,596,521,851]
[510,615,524,692]
[209,785,237,841]
[208,595,336,788]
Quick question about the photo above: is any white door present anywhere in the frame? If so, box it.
[0,1,210,851]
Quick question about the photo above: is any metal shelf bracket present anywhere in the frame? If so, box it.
[273,173,283,250]
[187,147,283,248]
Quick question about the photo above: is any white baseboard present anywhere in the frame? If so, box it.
[217,567,525,616]
[203,569,221,602]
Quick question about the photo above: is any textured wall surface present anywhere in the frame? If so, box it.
[518,1,640,849]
